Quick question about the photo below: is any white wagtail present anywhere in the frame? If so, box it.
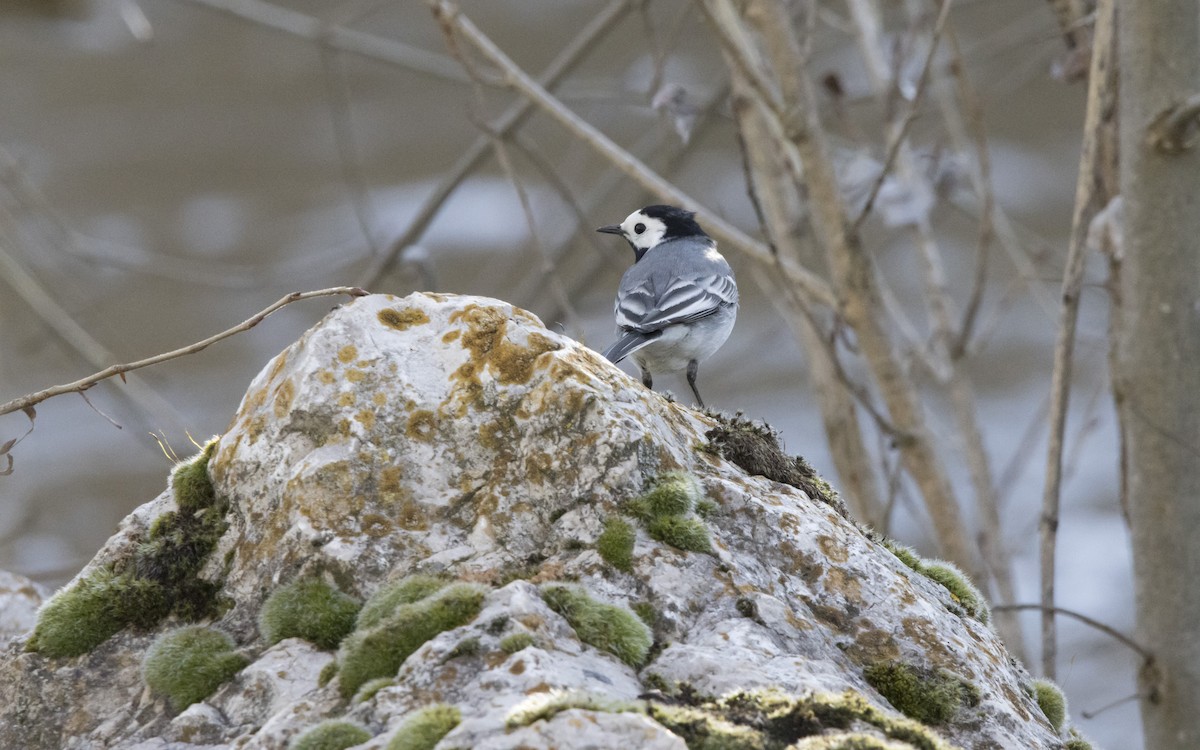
[597,205,738,408]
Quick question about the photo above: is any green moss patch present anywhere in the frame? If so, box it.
[293,720,372,750]
[617,472,712,557]
[703,412,846,515]
[337,582,487,699]
[879,540,989,625]
[1032,679,1066,732]
[597,517,636,572]
[646,689,954,750]
[646,515,712,553]
[540,584,651,668]
[142,625,248,710]
[28,441,230,657]
[499,632,535,654]
[353,676,396,703]
[863,662,979,726]
[260,578,360,650]
[386,704,462,750]
[357,574,447,630]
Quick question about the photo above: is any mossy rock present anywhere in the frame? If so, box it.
[292,720,372,750]
[879,540,990,625]
[1032,678,1067,732]
[142,625,248,711]
[641,472,700,516]
[357,574,447,630]
[703,412,846,515]
[646,515,711,553]
[338,582,487,699]
[27,567,168,657]
[540,584,651,668]
[597,516,636,572]
[863,662,979,726]
[386,704,462,750]
[507,690,640,728]
[259,578,361,650]
[499,632,535,654]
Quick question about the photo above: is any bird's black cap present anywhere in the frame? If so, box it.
[640,205,708,239]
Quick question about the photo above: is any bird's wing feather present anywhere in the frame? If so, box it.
[601,330,660,363]
[615,272,737,332]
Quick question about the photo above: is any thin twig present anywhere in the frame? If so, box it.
[357,0,635,288]
[992,603,1152,662]
[176,0,470,83]
[1038,0,1116,681]
[850,0,953,232]
[0,287,368,419]
[430,0,837,310]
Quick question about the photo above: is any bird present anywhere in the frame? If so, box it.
[597,205,738,409]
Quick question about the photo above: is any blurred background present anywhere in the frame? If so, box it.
[0,0,1132,746]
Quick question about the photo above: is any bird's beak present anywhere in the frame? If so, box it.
[596,224,624,235]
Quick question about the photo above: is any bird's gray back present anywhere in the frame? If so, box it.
[614,237,738,334]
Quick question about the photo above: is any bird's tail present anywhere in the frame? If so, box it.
[601,330,661,363]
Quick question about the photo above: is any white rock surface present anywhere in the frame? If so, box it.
[0,293,1070,749]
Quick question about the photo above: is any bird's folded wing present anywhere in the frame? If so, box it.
[615,273,737,332]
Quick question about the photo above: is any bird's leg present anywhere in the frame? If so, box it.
[686,360,705,408]
[641,368,653,389]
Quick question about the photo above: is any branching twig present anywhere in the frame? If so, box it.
[357,0,635,288]
[429,0,838,310]
[0,287,368,419]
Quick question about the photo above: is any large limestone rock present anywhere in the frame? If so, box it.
[0,292,1074,749]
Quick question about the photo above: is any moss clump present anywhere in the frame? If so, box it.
[632,601,658,628]
[292,720,372,750]
[386,704,462,750]
[357,574,446,630]
[879,540,989,625]
[597,517,636,572]
[863,662,978,726]
[353,676,395,703]
[1064,729,1093,749]
[337,582,487,699]
[142,625,248,710]
[506,690,640,728]
[695,497,720,518]
[647,703,766,748]
[317,660,338,687]
[259,578,361,650]
[1032,679,1067,732]
[641,472,699,516]
[444,635,482,660]
[646,515,712,552]
[919,561,990,625]
[170,438,219,511]
[499,632,535,653]
[541,584,651,667]
[622,472,714,556]
[28,567,169,657]
[29,442,231,657]
[648,689,953,750]
[703,412,846,515]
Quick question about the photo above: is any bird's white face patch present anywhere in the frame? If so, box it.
[620,210,668,251]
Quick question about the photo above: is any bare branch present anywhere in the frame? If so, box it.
[1039,0,1116,681]
[0,287,369,419]
[992,603,1152,662]
[176,0,470,83]
[358,0,636,288]
[428,0,838,311]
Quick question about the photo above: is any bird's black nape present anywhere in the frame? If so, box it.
[640,205,709,240]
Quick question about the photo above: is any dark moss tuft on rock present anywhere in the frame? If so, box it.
[540,584,651,668]
[259,577,361,650]
[863,662,979,726]
[142,625,248,711]
[703,412,847,516]
[597,516,636,572]
[386,704,461,750]
[292,719,372,750]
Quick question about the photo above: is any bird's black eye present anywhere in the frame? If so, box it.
[634,222,646,234]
